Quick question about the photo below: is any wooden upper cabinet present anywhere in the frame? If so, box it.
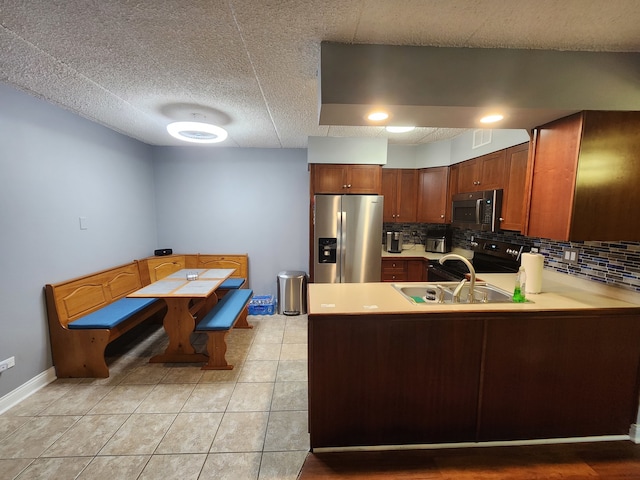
[312,164,381,194]
[526,111,640,241]
[381,169,418,223]
[417,166,449,223]
[457,150,507,192]
[499,142,530,232]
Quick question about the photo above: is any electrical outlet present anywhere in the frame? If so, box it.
[0,356,15,372]
[562,248,579,264]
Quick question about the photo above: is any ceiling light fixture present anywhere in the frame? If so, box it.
[480,114,504,124]
[367,111,389,121]
[385,126,416,133]
[166,121,228,144]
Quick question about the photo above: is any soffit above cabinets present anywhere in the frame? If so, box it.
[319,42,640,131]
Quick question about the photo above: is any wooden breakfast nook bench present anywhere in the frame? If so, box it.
[195,288,254,370]
[44,262,166,378]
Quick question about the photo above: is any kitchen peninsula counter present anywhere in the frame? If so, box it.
[309,270,640,315]
[307,271,640,451]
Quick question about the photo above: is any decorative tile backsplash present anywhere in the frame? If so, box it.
[385,222,640,292]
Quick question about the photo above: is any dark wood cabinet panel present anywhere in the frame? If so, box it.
[312,164,347,194]
[479,150,508,190]
[526,114,581,240]
[381,169,418,222]
[308,308,640,450]
[479,312,640,441]
[381,259,407,281]
[457,150,507,193]
[348,164,382,194]
[308,314,484,449]
[417,166,449,223]
[381,170,398,222]
[407,260,426,281]
[526,111,640,241]
[500,142,530,232]
[312,164,381,194]
[382,258,426,282]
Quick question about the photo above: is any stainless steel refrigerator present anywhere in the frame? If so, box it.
[314,194,384,283]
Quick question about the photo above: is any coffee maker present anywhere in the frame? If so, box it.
[386,231,403,253]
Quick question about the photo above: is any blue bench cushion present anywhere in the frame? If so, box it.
[197,289,253,331]
[68,297,159,330]
[219,278,246,289]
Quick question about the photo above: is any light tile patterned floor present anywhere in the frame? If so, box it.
[0,314,309,479]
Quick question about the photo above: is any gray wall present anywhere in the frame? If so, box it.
[0,84,158,397]
[152,147,309,297]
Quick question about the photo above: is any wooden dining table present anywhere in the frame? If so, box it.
[128,268,235,363]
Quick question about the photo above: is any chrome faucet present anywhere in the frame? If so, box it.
[439,253,476,303]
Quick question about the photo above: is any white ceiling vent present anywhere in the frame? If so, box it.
[472,129,492,149]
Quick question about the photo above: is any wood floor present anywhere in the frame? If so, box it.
[298,441,640,479]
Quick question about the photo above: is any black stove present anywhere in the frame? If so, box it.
[428,238,530,282]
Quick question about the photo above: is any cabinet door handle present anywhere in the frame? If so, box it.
[347,184,352,188]
[342,184,348,188]
[440,214,445,218]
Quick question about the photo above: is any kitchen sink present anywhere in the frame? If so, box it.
[393,282,524,305]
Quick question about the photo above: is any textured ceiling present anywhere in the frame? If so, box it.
[1,0,639,148]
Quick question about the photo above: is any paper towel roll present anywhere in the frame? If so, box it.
[521,252,544,294]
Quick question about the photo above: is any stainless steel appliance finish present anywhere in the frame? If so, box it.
[451,189,503,232]
[277,271,308,315]
[386,231,403,253]
[425,225,452,253]
[425,237,448,253]
[314,194,384,283]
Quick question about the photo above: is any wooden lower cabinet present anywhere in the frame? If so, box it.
[381,258,426,282]
[381,259,407,281]
[479,312,640,441]
[308,314,483,448]
[308,309,640,449]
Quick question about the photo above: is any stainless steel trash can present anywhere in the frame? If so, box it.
[277,271,308,315]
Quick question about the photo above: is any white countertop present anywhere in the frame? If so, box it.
[308,270,640,315]
[381,244,473,260]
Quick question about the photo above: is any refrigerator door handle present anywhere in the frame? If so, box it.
[338,209,346,283]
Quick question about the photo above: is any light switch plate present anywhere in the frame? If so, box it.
[562,248,579,264]
[79,216,88,230]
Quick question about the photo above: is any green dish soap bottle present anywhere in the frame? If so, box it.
[513,266,527,303]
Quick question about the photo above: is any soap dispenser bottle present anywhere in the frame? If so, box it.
[513,267,527,303]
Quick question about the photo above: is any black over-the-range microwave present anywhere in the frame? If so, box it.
[451,189,503,232]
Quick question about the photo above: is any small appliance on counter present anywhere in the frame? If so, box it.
[386,231,403,253]
[425,225,451,253]
[425,236,448,253]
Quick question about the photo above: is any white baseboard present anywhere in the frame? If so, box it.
[313,435,632,453]
[0,367,57,415]
[630,424,640,444]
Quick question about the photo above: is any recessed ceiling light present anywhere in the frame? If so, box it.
[367,111,389,121]
[166,121,228,144]
[385,126,416,133]
[480,114,504,124]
